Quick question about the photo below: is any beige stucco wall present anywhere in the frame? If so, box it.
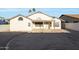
[10,16,32,32]
[55,20,61,29]
[53,18,61,29]
[50,20,61,29]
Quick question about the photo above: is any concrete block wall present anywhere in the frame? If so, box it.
[65,23,79,31]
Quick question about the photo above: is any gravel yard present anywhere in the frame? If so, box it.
[0,30,79,50]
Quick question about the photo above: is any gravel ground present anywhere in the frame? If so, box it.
[0,30,79,50]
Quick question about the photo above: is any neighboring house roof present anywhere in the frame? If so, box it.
[60,14,79,19]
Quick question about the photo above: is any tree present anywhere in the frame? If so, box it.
[28,8,36,14]
[32,8,36,12]
[28,9,32,13]
[0,16,5,20]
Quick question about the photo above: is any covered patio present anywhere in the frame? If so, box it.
[32,20,52,29]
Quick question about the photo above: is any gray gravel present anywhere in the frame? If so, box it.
[0,30,79,50]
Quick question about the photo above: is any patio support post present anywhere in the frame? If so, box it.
[53,20,55,31]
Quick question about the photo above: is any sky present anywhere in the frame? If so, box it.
[0,8,79,19]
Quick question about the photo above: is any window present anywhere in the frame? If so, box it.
[28,23,31,27]
[54,22,59,27]
[18,17,23,21]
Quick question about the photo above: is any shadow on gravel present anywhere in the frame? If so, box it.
[0,30,79,50]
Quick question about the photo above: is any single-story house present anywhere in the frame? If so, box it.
[60,14,79,23]
[10,11,61,32]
